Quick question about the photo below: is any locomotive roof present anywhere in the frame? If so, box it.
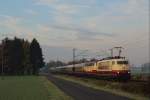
[101,56,125,60]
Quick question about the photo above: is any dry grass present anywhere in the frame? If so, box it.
[54,75,150,100]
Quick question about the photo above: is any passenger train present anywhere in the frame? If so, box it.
[51,56,131,81]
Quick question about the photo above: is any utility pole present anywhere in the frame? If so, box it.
[109,48,113,57]
[72,48,76,72]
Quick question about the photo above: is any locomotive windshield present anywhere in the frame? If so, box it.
[117,61,128,64]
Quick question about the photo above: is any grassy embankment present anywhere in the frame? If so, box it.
[54,75,150,100]
[0,76,72,100]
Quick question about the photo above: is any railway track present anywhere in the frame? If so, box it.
[130,79,148,83]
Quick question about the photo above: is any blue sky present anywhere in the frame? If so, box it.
[0,0,149,66]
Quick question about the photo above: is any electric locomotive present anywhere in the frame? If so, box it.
[51,56,131,81]
[51,47,131,80]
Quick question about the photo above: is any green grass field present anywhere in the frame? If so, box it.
[0,76,72,100]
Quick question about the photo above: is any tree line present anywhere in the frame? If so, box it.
[0,37,44,75]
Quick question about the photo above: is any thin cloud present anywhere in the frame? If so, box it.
[49,24,116,39]
[0,0,149,65]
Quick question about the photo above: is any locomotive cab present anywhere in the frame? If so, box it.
[111,58,130,80]
[96,57,130,80]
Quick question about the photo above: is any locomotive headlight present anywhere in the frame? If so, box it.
[128,71,130,73]
[117,72,120,74]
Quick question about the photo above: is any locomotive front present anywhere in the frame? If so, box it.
[111,58,130,80]
[97,57,131,80]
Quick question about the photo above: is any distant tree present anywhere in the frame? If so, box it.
[47,60,66,68]
[30,38,44,75]
[0,37,44,75]
[22,40,32,75]
[12,37,24,75]
[90,58,97,62]
[1,37,24,75]
[56,60,66,66]
[67,60,85,65]
[79,58,88,63]
[47,60,57,68]
[148,73,150,96]
[2,38,13,74]
[67,61,73,65]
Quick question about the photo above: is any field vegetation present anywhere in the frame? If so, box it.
[55,75,150,100]
[0,76,72,100]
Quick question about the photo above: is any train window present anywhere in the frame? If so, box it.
[98,62,109,69]
[112,61,115,65]
[117,61,128,64]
